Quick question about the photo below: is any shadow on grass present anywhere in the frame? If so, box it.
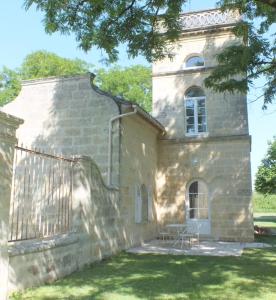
[254,216,276,222]
[12,242,276,300]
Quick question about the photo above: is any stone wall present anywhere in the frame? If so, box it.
[156,136,254,241]
[0,111,23,300]
[152,30,248,139]
[8,156,123,294]
[120,116,160,245]
[152,24,253,241]
[3,74,120,185]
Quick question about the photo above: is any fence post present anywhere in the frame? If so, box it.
[0,111,23,300]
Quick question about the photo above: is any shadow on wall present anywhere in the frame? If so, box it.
[153,33,253,240]
[6,76,133,293]
[154,34,249,139]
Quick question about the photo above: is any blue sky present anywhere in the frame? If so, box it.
[0,1,275,186]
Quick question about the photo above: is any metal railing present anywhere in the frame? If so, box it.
[9,146,75,242]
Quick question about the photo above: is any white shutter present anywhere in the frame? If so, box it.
[147,186,153,221]
[135,185,142,223]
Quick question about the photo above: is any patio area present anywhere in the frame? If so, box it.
[127,239,272,256]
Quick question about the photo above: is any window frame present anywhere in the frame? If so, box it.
[184,95,208,136]
[184,55,205,70]
[187,180,209,221]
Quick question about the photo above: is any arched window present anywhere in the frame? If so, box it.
[185,86,207,135]
[188,181,208,219]
[185,56,205,68]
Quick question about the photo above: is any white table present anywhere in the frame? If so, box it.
[166,224,187,234]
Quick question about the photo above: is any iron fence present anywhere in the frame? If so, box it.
[9,146,75,241]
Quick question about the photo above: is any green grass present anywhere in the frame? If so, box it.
[253,192,276,213]
[254,213,276,229]
[11,195,276,300]
[11,238,276,300]
[253,192,276,229]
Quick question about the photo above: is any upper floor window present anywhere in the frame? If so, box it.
[185,87,207,135]
[185,56,204,68]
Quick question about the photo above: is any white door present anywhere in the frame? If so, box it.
[186,180,210,235]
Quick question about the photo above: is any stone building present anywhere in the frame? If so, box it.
[3,8,254,247]
[152,9,253,241]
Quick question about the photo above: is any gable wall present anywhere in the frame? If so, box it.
[3,75,120,185]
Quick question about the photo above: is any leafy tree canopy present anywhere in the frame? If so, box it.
[24,0,276,108]
[20,50,92,79]
[205,0,276,109]
[24,0,185,62]
[255,137,276,194]
[0,50,91,105]
[0,67,22,106]
[95,65,152,111]
[0,51,151,112]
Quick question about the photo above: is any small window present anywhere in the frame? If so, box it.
[185,56,204,68]
[185,87,207,135]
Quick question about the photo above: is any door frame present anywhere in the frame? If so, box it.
[185,179,211,235]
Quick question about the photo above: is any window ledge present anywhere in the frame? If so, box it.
[182,66,205,71]
[185,132,209,138]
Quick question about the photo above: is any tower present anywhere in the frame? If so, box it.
[153,9,254,241]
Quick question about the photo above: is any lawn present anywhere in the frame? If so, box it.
[11,236,276,300]
[253,192,276,213]
[11,194,276,300]
[253,192,276,229]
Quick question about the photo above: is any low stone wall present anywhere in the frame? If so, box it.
[8,155,151,295]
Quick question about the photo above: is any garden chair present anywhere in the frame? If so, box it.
[179,222,200,248]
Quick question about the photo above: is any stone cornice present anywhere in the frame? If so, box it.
[152,66,215,78]
[159,134,251,144]
[0,134,18,145]
[0,110,23,128]
[21,73,91,86]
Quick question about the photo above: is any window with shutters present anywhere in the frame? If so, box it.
[135,184,154,223]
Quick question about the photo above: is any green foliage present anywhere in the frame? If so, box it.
[95,65,152,112]
[253,192,276,212]
[0,67,21,106]
[255,138,276,194]
[0,50,91,106]
[20,50,92,79]
[205,0,276,109]
[24,0,186,62]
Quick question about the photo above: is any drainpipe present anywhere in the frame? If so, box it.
[108,105,138,186]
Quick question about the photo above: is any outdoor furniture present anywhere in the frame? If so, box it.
[166,224,188,248]
[168,223,200,249]
[158,225,177,242]
[158,230,171,242]
[178,222,200,248]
